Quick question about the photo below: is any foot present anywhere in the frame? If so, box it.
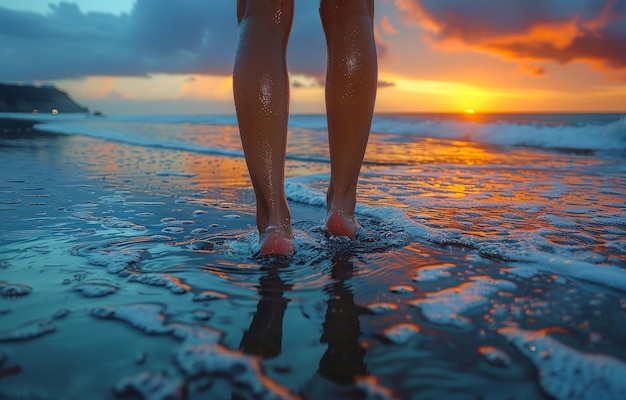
[326,211,359,238]
[258,226,294,257]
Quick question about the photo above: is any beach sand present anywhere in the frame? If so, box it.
[1,117,626,399]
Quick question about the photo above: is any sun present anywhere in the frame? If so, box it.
[464,108,475,114]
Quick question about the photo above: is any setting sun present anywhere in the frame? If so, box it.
[464,109,475,114]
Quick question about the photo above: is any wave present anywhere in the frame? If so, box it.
[4,111,625,153]
[368,114,626,152]
[284,113,626,152]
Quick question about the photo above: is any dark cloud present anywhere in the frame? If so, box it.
[0,0,332,81]
[377,80,396,88]
[397,0,626,79]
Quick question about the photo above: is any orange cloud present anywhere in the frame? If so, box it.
[177,74,232,100]
[82,77,133,99]
[380,15,398,34]
[395,0,626,80]
[516,61,546,77]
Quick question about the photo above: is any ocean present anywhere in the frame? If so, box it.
[1,111,625,399]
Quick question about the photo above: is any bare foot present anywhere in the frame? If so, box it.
[326,211,359,238]
[258,226,294,257]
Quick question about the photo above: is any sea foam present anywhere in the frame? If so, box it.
[500,327,626,400]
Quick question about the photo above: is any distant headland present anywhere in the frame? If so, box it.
[0,83,89,114]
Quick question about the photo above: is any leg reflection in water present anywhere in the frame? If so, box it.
[318,254,368,385]
[240,255,368,391]
[239,264,292,359]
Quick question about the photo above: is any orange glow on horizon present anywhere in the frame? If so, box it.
[177,74,233,100]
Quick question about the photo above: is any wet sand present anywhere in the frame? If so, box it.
[1,123,626,399]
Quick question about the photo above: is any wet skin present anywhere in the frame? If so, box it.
[233,0,377,256]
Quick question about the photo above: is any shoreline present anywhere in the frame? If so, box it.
[0,117,41,133]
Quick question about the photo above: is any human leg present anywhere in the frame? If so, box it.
[320,0,377,237]
[233,0,295,256]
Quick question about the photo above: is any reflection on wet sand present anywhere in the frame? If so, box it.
[240,264,292,359]
[240,254,368,388]
[318,254,368,385]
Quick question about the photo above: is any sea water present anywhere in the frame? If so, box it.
[0,111,625,399]
[19,111,625,266]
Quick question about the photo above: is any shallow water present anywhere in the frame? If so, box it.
[1,115,625,399]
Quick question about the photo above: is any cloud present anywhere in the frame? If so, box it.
[396,0,626,79]
[380,14,398,34]
[0,1,231,80]
[377,80,396,88]
[0,0,331,81]
[517,61,546,77]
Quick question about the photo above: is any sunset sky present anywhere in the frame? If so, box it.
[1,0,625,114]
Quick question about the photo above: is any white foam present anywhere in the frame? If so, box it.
[500,327,626,399]
[0,281,32,298]
[192,291,227,301]
[86,248,144,274]
[73,282,117,298]
[91,303,172,334]
[366,303,399,314]
[410,277,516,327]
[0,319,55,342]
[381,323,421,344]
[285,178,626,296]
[88,302,296,399]
[478,346,511,367]
[389,285,415,294]
[285,181,326,207]
[129,273,189,294]
[114,370,185,400]
[101,217,146,232]
[510,255,626,292]
[413,263,455,282]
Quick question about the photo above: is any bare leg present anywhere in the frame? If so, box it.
[233,0,294,256]
[320,0,377,237]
